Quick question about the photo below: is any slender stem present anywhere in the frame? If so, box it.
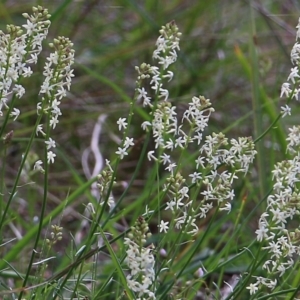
[249,2,266,198]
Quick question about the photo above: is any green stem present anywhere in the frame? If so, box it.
[249,2,266,198]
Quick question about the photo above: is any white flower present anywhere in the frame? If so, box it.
[50,115,59,129]
[45,138,56,150]
[52,99,61,111]
[160,153,171,165]
[165,162,176,173]
[28,52,38,64]
[194,132,203,145]
[219,202,231,214]
[195,156,205,169]
[291,42,300,64]
[164,139,174,150]
[277,263,286,277]
[162,70,174,82]
[287,66,300,83]
[116,117,127,131]
[22,19,37,35]
[51,105,61,116]
[13,84,25,98]
[281,104,291,117]
[179,186,189,198]
[150,74,160,90]
[40,79,53,96]
[174,136,185,148]
[36,124,45,136]
[47,151,56,164]
[21,66,33,77]
[141,121,151,131]
[124,137,134,149]
[33,160,44,173]
[246,283,258,295]
[189,172,202,183]
[158,220,169,233]
[280,82,291,98]
[147,150,157,161]
[10,108,20,121]
[37,102,42,114]
[137,87,152,107]
[226,189,235,201]
[48,52,59,64]
[116,147,128,159]
[159,88,169,101]
[137,87,147,101]
[165,200,176,211]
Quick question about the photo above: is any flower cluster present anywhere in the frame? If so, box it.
[36,36,75,165]
[153,20,181,70]
[248,134,300,294]
[249,18,300,295]
[249,127,300,294]
[96,161,116,209]
[138,21,181,108]
[0,6,51,118]
[115,22,257,241]
[112,21,258,298]
[124,216,156,299]
[280,17,300,111]
[199,135,256,206]
[159,131,256,235]
[0,6,74,168]
[115,22,181,161]
[46,224,63,248]
[134,22,257,237]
